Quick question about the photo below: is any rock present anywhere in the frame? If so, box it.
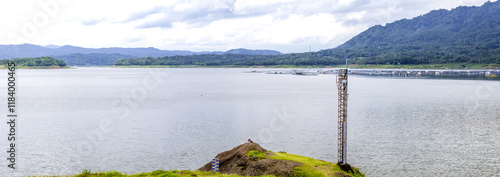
[198,143,302,177]
[334,172,351,177]
[337,162,354,173]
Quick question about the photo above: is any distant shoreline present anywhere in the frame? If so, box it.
[111,63,500,69]
[0,66,70,69]
[9,63,496,70]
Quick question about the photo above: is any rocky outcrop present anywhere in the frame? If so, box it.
[198,143,302,177]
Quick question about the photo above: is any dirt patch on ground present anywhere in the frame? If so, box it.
[198,143,302,176]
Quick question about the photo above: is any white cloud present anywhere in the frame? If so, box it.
[0,0,496,53]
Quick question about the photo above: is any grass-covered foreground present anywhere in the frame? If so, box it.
[248,151,364,177]
[37,151,363,177]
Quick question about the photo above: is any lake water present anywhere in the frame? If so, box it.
[1,68,499,176]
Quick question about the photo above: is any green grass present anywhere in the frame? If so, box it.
[246,150,363,177]
[53,169,246,177]
[269,152,363,177]
[247,150,268,159]
[36,152,363,177]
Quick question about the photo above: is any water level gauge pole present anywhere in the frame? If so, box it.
[337,68,348,165]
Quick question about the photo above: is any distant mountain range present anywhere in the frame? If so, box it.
[0,44,282,66]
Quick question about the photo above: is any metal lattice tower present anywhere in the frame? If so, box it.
[337,69,348,165]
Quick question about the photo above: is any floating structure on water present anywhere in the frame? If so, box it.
[263,68,500,79]
[352,69,500,78]
[266,69,319,76]
[486,71,500,77]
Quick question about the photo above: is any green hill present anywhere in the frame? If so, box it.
[1,57,68,69]
[319,0,500,65]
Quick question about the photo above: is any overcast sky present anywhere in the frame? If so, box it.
[0,0,495,53]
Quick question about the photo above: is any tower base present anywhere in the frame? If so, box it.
[337,162,353,173]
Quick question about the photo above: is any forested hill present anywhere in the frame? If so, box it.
[54,53,136,66]
[318,0,500,65]
[1,57,67,68]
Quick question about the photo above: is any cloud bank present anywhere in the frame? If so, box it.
[0,0,495,53]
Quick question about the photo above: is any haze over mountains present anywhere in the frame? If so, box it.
[0,44,282,65]
[0,44,282,58]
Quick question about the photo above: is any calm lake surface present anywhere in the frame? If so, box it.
[1,68,499,176]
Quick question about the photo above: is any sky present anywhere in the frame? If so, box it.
[0,0,496,53]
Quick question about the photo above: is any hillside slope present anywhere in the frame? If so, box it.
[197,143,363,177]
[319,1,500,65]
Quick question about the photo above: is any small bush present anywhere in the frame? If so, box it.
[98,171,124,177]
[76,169,91,177]
[246,150,267,159]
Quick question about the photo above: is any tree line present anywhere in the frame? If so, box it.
[1,57,67,67]
[114,53,351,66]
[113,46,500,67]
